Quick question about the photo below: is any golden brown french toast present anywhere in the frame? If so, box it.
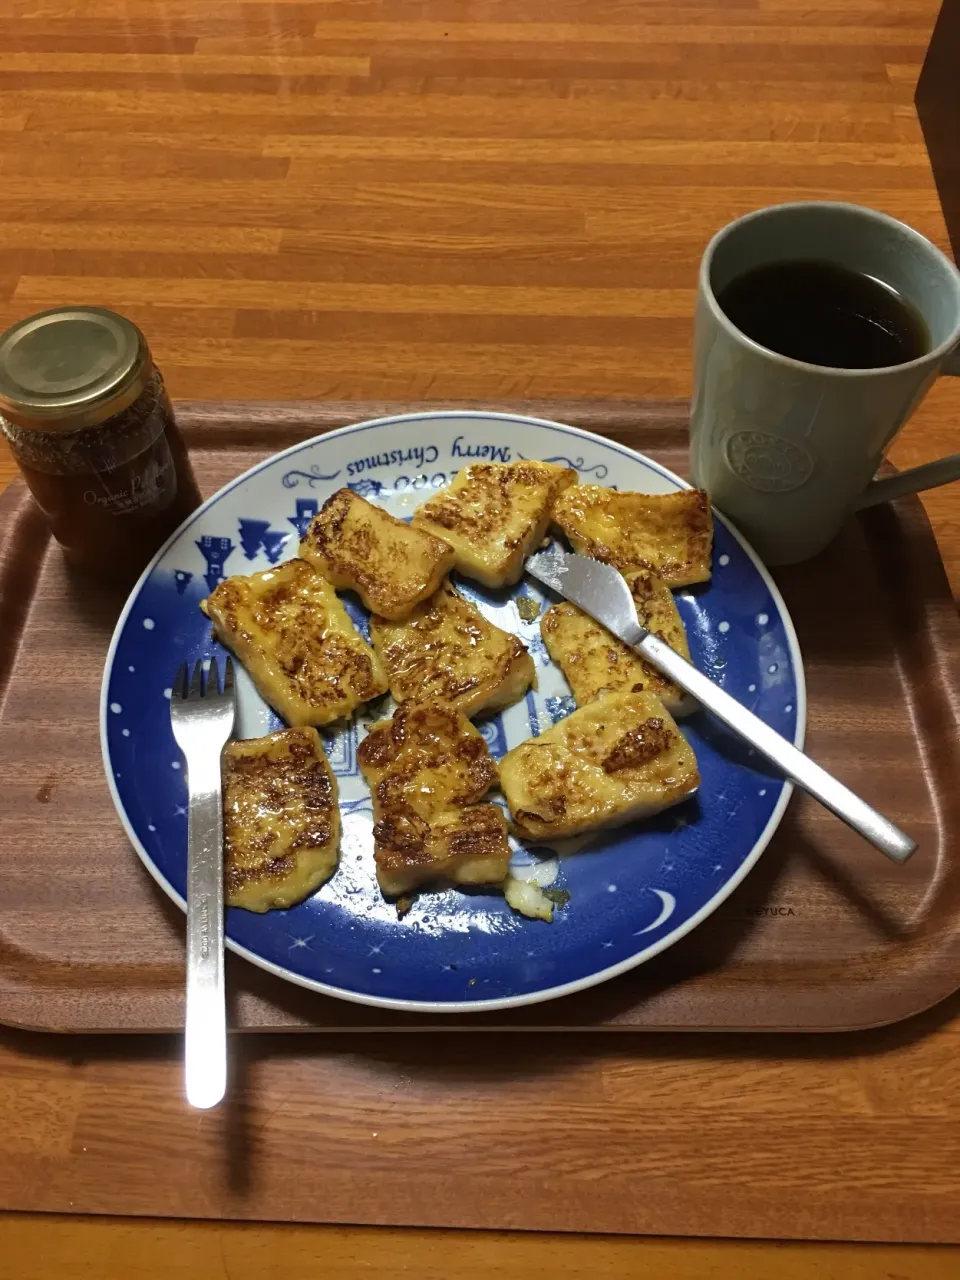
[540,568,693,716]
[552,485,713,586]
[201,558,388,726]
[299,487,454,619]
[370,580,535,717]
[357,701,510,897]
[412,460,577,588]
[499,690,699,841]
[223,727,340,912]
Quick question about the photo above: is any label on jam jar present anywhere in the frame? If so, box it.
[81,434,177,516]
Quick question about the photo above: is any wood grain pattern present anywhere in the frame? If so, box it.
[4,1215,960,1280]
[1,0,959,1274]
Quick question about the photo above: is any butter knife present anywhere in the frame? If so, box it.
[526,546,915,864]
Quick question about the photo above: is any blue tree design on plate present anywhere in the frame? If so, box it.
[238,518,270,560]
[288,498,319,538]
[239,519,290,564]
[261,530,289,564]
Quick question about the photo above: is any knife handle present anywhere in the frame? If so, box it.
[637,632,916,864]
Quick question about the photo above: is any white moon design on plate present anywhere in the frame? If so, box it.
[636,888,677,934]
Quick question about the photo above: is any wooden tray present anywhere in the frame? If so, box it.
[2,400,959,1035]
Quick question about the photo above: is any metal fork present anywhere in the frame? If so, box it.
[169,656,236,1110]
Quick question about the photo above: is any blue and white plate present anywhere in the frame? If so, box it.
[101,412,804,1013]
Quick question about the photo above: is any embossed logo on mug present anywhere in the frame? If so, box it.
[724,430,815,493]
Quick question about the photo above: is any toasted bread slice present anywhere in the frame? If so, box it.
[357,701,510,897]
[201,558,388,727]
[500,690,699,841]
[299,487,454,619]
[223,728,340,912]
[370,580,535,717]
[412,460,577,588]
[540,568,694,716]
[553,485,713,586]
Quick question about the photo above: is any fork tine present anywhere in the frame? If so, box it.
[205,656,219,696]
[189,659,204,699]
[174,662,189,700]
[222,656,234,697]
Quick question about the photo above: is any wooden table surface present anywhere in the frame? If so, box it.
[2,0,960,1275]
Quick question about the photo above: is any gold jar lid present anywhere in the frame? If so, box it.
[0,307,152,432]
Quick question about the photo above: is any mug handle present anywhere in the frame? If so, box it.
[857,453,960,509]
[856,345,960,510]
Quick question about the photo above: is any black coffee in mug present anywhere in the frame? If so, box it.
[716,259,930,369]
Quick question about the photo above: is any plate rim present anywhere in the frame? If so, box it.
[100,409,807,1014]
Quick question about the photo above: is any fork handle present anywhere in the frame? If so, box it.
[636,632,916,865]
[184,753,227,1109]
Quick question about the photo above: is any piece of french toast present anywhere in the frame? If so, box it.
[499,690,699,841]
[299,487,454,619]
[552,485,713,586]
[540,568,694,716]
[357,701,510,897]
[201,558,388,726]
[222,727,340,912]
[370,580,535,717]
[412,460,577,588]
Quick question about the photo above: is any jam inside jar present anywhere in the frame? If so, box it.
[4,371,201,581]
[0,308,202,583]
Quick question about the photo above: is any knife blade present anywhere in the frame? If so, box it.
[526,545,915,864]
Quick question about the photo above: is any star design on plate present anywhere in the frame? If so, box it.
[174,805,187,817]
[368,943,384,957]
[288,935,314,951]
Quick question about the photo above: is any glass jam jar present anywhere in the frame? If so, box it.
[0,307,202,582]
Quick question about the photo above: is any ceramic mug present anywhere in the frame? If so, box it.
[690,201,960,564]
